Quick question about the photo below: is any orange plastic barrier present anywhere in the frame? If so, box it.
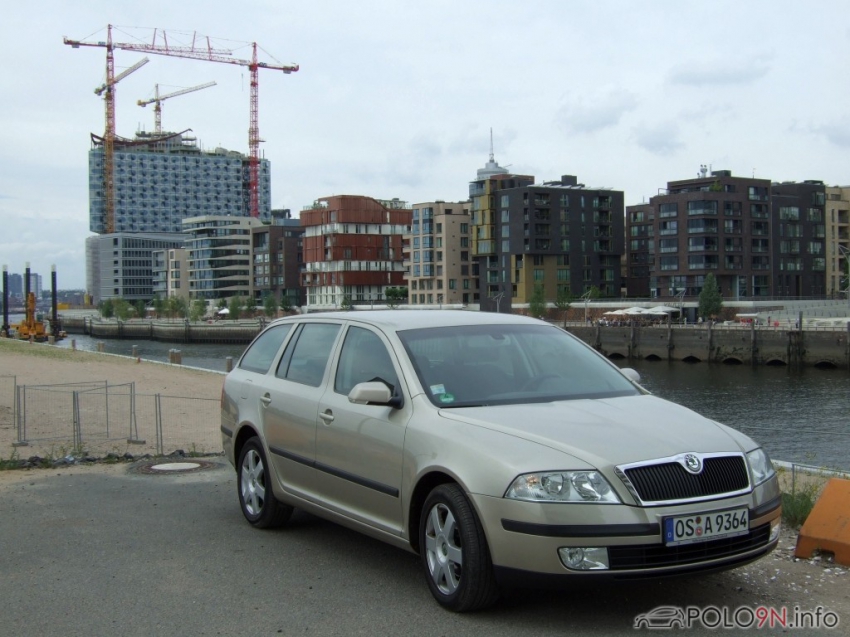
[795,478,850,566]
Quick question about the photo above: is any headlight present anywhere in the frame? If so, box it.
[505,471,621,503]
[747,448,776,486]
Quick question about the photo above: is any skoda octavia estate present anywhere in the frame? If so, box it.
[221,311,781,612]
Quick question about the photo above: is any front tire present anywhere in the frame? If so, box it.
[237,437,293,529]
[419,484,499,612]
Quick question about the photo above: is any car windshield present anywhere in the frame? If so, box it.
[398,323,641,407]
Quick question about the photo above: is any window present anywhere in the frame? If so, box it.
[687,200,718,215]
[659,256,678,271]
[779,207,800,221]
[533,269,544,282]
[659,203,678,218]
[277,323,340,386]
[334,327,398,396]
[659,238,678,253]
[659,220,678,235]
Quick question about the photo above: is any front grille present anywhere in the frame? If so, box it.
[608,524,771,570]
[624,455,749,503]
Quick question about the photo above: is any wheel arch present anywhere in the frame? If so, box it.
[408,470,457,554]
[233,423,261,471]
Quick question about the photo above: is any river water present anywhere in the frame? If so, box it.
[29,329,850,472]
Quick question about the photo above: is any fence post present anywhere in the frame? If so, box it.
[72,390,81,450]
[155,393,163,456]
[13,384,28,447]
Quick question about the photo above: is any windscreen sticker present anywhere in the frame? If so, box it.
[439,393,455,404]
[430,384,446,395]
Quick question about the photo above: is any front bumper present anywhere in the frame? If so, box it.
[470,480,781,583]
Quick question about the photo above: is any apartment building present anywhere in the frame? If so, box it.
[251,210,305,308]
[770,180,827,297]
[405,202,474,306]
[825,186,850,298]
[471,171,624,312]
[183,215,264,301]
[300,195,410,308]
[626,169,773,299]
[152,248,189,300]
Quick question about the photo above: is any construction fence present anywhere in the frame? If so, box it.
[0,378,220,458]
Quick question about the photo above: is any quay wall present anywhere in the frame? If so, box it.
[61,316,850,370]
[62,317,264,345]
[567,323,850,370]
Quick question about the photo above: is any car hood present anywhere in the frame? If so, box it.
[438,394,747,469]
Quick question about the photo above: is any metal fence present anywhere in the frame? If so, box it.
[2,381,220,458]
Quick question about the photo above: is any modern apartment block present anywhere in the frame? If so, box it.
[300,195,410,308]
[626,169,773,299]
[152,247,189,300]
[88,131,271,234]
[251,210,305,307]
[5,272,43,299]
[183,215,264,301]
[471,169,624,312]
[86,233,186,304]
[770,180,827,297]
[825,186,850,297]
[405,201,474,306]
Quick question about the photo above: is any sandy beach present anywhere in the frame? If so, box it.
[0,338,225,459]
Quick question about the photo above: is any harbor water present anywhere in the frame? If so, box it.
[11,326,850,472]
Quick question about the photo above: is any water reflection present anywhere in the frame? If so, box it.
[624,359,850,471]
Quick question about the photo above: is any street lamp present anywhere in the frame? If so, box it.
[491,292,504,313]
[581,290,593,324]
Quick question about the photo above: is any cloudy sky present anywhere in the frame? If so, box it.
[2,0,848,289]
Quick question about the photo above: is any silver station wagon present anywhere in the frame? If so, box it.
[221,310,781,612]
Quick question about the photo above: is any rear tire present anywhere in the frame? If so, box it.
[237,437,293,529]
[419,483,499,612]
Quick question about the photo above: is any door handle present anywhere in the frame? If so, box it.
[260,393,271,407]
[319,410,334,424]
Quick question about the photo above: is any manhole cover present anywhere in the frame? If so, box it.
[132,459,219,475]
[151,462,201,472]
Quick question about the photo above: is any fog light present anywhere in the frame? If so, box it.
[558,547,609,571]
[769,517,781,543]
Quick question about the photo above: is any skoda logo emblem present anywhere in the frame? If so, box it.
[683,453,703,474]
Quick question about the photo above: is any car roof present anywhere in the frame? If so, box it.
[268,310,550,333]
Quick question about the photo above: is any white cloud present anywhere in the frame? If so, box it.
[668,57,771,87]
[556,88,639,135]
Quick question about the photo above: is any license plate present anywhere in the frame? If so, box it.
[664,507,749,546]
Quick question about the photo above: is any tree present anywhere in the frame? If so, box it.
[384,287,408,309]
[553,287,573,328]
[279,294,293,314]
[699,273,723,319]
[217,297,228,310]
[262,293,279,318]
[189,299,207,322]
[168,295,188,319]
[339,294,352,311]
[100,299,114,319]
[529,284,546,319]
[113,298,131,321]
[134,299,147,319]
[152,295,166,319]
[228,296,244,320]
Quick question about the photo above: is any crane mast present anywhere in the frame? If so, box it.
[138,81,216,134]
[65,25,298,220]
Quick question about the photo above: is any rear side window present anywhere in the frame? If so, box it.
[239,324,293,374]
[277,323,341,386]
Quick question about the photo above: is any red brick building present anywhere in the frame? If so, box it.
[300,195,411,308]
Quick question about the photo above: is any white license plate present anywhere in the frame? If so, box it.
[664,507,749,546]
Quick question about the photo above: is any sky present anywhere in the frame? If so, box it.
[2,0,849,289]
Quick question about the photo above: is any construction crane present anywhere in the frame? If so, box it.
[65,24,298,220]
[138,81,216,134]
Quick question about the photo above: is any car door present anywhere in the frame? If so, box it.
[261,321,342,500]
[312,325,410,535]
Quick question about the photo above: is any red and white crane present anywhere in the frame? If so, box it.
[138,81,217,134]
[65,24,298,225]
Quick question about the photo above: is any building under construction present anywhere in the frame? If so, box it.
[88,130,271,235]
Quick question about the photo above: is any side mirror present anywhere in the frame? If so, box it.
[620,367,641,383]
[348,381,403,409]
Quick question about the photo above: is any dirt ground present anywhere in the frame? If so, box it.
[2,338,849,626]
[0,338,224,458]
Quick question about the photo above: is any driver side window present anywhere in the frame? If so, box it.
[334,327,398,395]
